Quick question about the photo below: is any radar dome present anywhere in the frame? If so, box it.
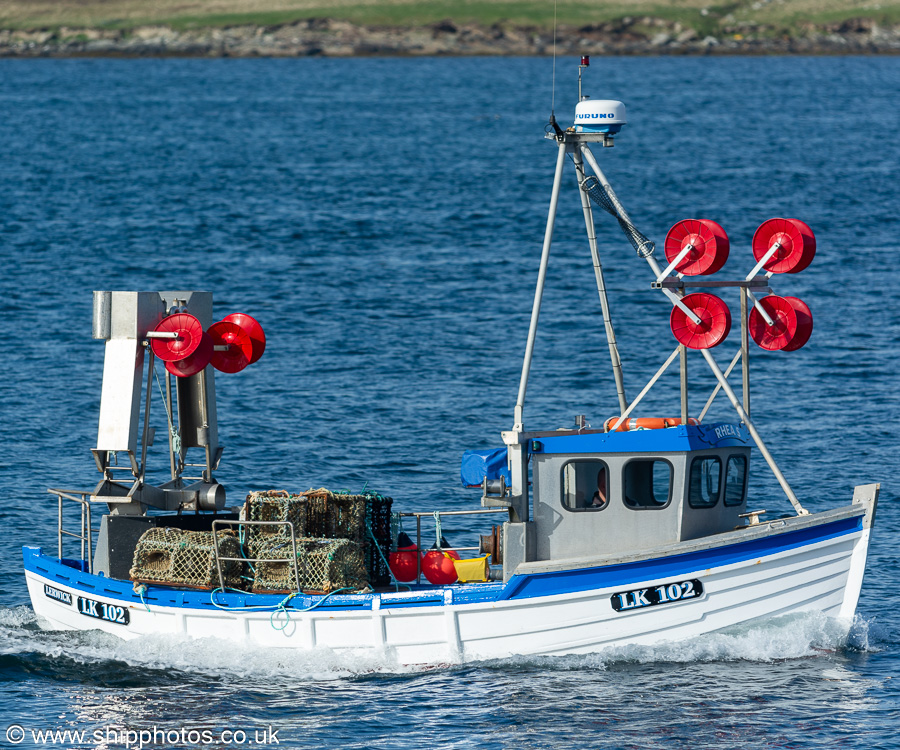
[574,99,627,134]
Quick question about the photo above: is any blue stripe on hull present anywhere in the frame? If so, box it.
[21,546,502,610]
[23,514,860,612]
[501,515,863,601]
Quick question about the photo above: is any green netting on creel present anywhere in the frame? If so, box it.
[247,537,367,594]
[303,488,366,540]
[304,489,393,589]
[129,527,244,590]
[244,487,394,589]
[243,490,308,547]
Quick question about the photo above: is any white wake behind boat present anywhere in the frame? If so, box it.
[24,63,878,665]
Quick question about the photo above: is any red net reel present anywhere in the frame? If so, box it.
[664,219,730,276]
[224,313,265,364]
[669,293,732,349]
[149,313,204,362]
[752,218,816,274]
[781,296,813,351]
[208,320,254,374]
[748,294,812,352]
[165,330,213,378]
[747,294,813,351]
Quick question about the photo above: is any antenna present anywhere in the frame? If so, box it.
[550,0,558,116]
[547,0,564,137]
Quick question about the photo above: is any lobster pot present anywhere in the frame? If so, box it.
[303,489,393,588]
[303,489,366,541]
[248,537,367,594]
[129,527,243,590]
[363,494,393,588]
[243,490,308,547]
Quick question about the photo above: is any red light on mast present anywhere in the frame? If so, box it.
[581,55,590,66]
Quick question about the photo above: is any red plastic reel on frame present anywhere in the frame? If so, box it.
[781,296,813,351]
[165,330,213,378]
[208,320,255,374]
[664,219,730,276]
[752,218,816,274]
[207,313,266,374]
[224,313,266,364]
[748,295,813,351]
[149,313,204,362]
[670,293,732,349]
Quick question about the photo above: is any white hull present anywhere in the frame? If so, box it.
[25,507,873,665]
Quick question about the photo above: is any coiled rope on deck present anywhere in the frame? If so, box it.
[208,586,357,632]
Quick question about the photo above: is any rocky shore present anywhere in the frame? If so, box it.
[2,17,898,58]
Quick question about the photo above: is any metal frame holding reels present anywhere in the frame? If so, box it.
[90,291,266,515]
[508,56,818,519]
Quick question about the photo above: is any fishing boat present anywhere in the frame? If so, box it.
[24,60,878,665]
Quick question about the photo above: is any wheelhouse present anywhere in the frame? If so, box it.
[494,422,754,570]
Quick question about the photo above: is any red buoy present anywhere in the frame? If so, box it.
[669,293,732,349]
[752,218,816,274]
[208,319,254,374]
[664,219,730,276]
[150,313,204,362]
[165,330,213,377]
[421,549,458,585]
[224,313,266,364]
[388,546,420,583]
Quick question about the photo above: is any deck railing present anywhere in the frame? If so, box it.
[397,508,509,584]
[211,519,301,593]
[49,488,94,574]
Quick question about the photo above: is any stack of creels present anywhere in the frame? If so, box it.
[243,490,308,548]
[130,527,243,590]
[248,536,367,594]
[303,489,394,589]
[303,488,367,541]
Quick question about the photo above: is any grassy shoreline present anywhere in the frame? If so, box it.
[2,0,898,36]
[1,19,897,58]
[1,2,898,57]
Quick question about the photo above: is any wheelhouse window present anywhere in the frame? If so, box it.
[623,459,672,509]
[724,455,748,506]
[688,456,722,508]
[561,460,610,511]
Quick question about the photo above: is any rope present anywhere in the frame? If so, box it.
[390,512,400,552]
[355,484,398,590]
[153,364,181,457]
[270,593,297,631]
[433,510,443,548]
[581,175,656,258]
[209,586,357,632]
[133,583,152,612]
[366,517,399,592]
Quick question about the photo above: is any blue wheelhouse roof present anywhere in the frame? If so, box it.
[531,422,751,455]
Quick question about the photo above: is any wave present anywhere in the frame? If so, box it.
[0,605,882,684]
[0,606,417,685]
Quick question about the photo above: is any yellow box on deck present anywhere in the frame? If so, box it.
[453,555,490,583]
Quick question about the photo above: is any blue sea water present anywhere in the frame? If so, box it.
[0,55,898,749]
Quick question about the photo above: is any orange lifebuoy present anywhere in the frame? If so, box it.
[604,416,699,433]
